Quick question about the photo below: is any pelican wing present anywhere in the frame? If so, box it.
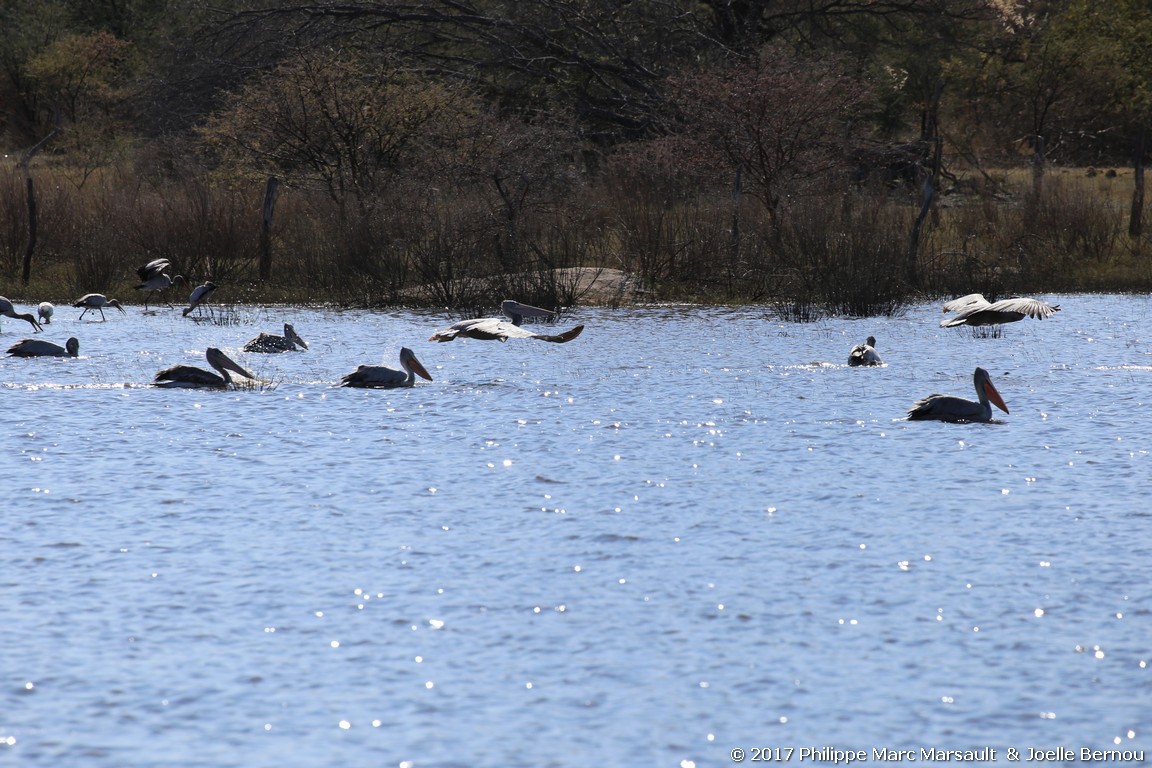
[154,364,224,387]
[340,365,410,388]
[984,297,1060,320]
[137,258,171,281]
[7,338,73,357]
[430,318,583,343]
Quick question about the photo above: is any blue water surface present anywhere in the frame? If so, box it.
[1,294,1149,767]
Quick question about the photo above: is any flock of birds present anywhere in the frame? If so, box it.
[846,292,1060,423]
[2,260,1056,418]
[1,260,586,390]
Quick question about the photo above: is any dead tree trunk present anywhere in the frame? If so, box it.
[20,112,61,286]
[259,176,280,279]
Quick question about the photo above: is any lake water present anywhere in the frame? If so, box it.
[2,294,1150,767]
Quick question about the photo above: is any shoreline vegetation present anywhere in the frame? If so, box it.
[2,160,1146,320]
[2,3,1150,319]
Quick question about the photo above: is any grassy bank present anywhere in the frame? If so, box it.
[2,157,1147,318]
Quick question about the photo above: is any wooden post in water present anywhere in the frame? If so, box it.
[259,176,280,280]
[19,111,61,286]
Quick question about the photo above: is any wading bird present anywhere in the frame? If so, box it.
[74,293,125,321]
[7,337,79,357]
[37,302,53,325]
[135,258,185,311]
[339,347,432,389]
[243,323,308,353]
[906,367,1009,423]
[0,297,43,332]
[430,300,583,343]
[182,281,217,317]
[940,294,1060,328]
[154,347,255,389]
[848,336,882,367]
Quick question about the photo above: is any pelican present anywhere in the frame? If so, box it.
[243,323,309,353]
[74,293,125,321]
[7,337,79,357]
[430,300,584,343]
[153,347,255,389]
[907,367,1009,423]
[135,258,185,310]
[339,347,432,389]
[182,281,217,317]
[940,293,1060,328]
[37,302,53,324]
[848,336,882,367]
[0,297,43,332]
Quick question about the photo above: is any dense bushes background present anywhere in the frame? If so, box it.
[1,1,1149,317]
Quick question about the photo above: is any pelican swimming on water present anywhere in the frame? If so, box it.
[0,297,43,332]
[907,367,1009,423]
[848,336,882,367]
[182,281,217,317]
[153,347,255,389]
[339,347,432,389]
[243,323,308,353]
[74,293,125,321]
[7,337,79,357]
[37,302,53,324]
[135,258,185,311]
[940,293,1060,328]
[430,300,584,343]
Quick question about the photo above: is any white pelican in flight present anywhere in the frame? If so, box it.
[907,367,1009,423]
[0,297,43,332]
[154,347,255,389]
[941,294,1059,328]
[243,323,308,353]
[37,302,53,324]
[340,347,432,389]
[7,337,79,357]
[848,336,882,367]
[73,293,125,321]
[182,281,217,317]
[135,258,185,311]
[430,300,583,343]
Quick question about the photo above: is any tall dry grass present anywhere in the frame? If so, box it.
[1,155,1146,314]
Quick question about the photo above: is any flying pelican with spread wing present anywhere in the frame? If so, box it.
[848,336,882,367]
[907,367,1009,423]
[430,300,583,343]
[940,294,1059,328]
[339,347,432,389]
[243,323,309,353]
[153,347,255,389]
[7,337,79,357]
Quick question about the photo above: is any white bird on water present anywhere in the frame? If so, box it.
[906,367,1009,423]
[73,293,125,321]
[182,281,217,317]
[430,300,583,343]
[940,293,1060,328]
[135,258,185,311]
[848,336,882,367]
[0,297,43,332]
[243,323,308,353]
[37,302,53,325]
[153,347,255,389]
[7,337,79,358]
[339,347,432,389]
